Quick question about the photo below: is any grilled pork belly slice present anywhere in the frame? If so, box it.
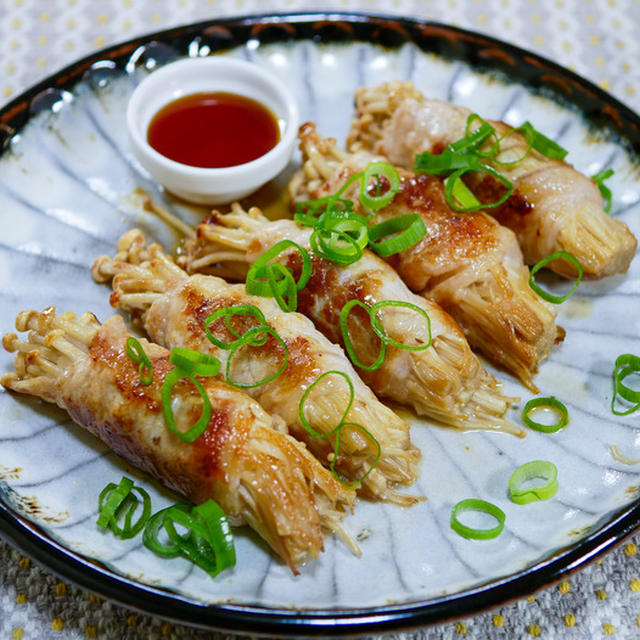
[179,204,522,436]
[93,231,420,505]
[1,307,356,572]
[347,81,637,279]
[291,123,561,391]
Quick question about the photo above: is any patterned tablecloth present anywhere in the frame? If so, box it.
[1,1,640,638]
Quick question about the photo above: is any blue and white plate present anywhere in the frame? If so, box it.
[1,13,639,635]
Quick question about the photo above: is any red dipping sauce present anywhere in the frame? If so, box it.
[147,91,280,169]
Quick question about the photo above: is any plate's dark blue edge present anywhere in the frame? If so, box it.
[1,11,640,637]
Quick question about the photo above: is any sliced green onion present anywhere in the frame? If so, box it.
[444,173,482,210]
[508,460,558,504]
[522,396,568,433]
[169,348,220,378]
[450,498,505,540]
[359,161,401,211]
[97,476,151,539]
[163,501,235,578]
[245,240,311,312]
[456,116,496,154]
[295,194,355,220]
[368,213,427,257]
[339,299,386,371]
[413,149,482,175]
[143,505,187,558]
[370,300,432,351]
[331,421,381,486]
[299,370,355,438]
[611,353,640,416]
[446,165,514,212]
[298,371,380,486]
[97,476,133,529]
[144,501,235,577]
[592,168,614,213]
[125,336,153,386]
[267,262,298,312]
[204,304,267,350]
[161,368,212,443]
[225,325,288,388]
[529,251,583,303]
[517,121,568,160]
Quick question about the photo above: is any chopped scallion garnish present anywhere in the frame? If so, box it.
[143,500,235,578]
[225,325,288,388]
[592,168,614,213]
[414,113,567,211]
[97,476,151,539]
[359,161,401,211]
[508,460,558,504]
[298,370,380,486]
[339,298,432,371]
[125,336,153,386]
[528,251,583,303]
[450,498,505,540]
[245,240,311,312]
[522,396,568,433]
[368,213,427,256]
[161,367,212,443]
[611,353,640,416]
[169,347,220,378]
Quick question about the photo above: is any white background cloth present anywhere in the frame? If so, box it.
[1,1,640,638]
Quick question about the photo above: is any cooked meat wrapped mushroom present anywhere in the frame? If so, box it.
[291,123,561,391]
[347,81,637,279]
[93,231,420,505]
[179,204,522,436]
[1,307,356,572]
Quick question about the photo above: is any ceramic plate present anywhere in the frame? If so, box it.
[1,13,640,635]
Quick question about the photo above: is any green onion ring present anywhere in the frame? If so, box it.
[204,304,267,350]
[164,501,235,577]
[125,336,153,386]
[143,505,187,558]
[368,213,427,257]
[310,226,363,266]
[370,300,432,352]
[518,121,568,160]
[359,161,401,212]
[413,149,482,175]
[611,353,640,416]
[528,251,583,303]
[169,348,220,378]
[245,239,311,304]
[592,168,614,213]
[444,173,482,210]
[266,262,298,312]
[192,499,236,573]
[446,165,513,212]
[455,116,496,154]
[161,368,212,443]
[299,370,355,439]
[330,421,381,486]
[339,299,386,371]
[522,396,569,433]
[225,325,289,388]
[450,498,505,540]
[97,477,151,539]
[508,460,558,504]
[97,476,133,529]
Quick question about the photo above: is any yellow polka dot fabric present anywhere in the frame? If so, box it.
[1,1,640,638]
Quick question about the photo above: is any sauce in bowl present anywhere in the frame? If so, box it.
[147,91,280,169]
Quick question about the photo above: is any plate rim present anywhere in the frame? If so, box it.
[1,10,640,635]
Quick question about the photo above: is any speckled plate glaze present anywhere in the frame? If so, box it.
[1,13,640,636]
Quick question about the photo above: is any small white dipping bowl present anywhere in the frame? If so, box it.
[126,57,299,205]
